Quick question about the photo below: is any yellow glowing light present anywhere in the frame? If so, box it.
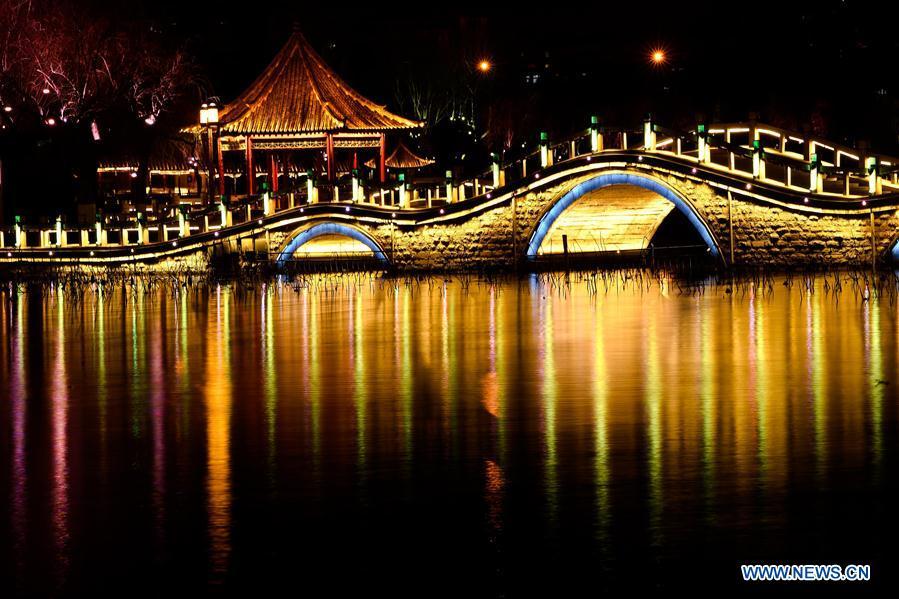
[478,59,491,73]
[650,49,666,65]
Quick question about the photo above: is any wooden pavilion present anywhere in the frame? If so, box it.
[202,28,422,197]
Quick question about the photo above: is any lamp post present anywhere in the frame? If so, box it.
[199,100,220,205]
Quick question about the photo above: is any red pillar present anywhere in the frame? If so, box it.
[326,133,335,182]
[379,133,387,183]
[269,154,279,193]
[245,136,255,195]
[216,136,225,197]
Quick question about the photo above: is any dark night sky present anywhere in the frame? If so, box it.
[102,0,898,148]
[68,0,894,149]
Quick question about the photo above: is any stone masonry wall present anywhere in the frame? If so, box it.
[264,169,899,271]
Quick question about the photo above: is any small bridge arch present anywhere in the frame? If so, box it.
[276,221,390,265]
[525,170,723,261]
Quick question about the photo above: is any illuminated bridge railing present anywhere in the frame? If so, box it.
[2,118,898,254]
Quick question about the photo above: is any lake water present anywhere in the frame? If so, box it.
[1,272,898,595]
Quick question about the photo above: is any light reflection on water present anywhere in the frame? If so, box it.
[1,273,898,594]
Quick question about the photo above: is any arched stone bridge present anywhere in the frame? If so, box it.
[5,122,899,270]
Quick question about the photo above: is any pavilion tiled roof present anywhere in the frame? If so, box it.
[365,140,435,170]
[216,30,422,135]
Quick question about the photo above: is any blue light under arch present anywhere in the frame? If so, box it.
[276,222,388,265]
[525,172,721,258]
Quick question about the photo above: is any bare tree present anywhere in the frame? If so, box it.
[0,0,196,129]
[0,0,199,217]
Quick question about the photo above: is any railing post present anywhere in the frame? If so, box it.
[491,153,501,188]
[809,154,821,193]
[539,131,550,168]
[306,170,317,204]
[352,169,361,202]
[725,129,735,170]
[14,216,25,248]
[445,170,454,203]
[590,116,602,152]
[697,124,709,164]
[137,212,148,245]
[696,124,709,164]
[55,215,63,247]
[865,157,882,195]
[95,213,104,246]
[643,115,656,151]
[751,139,765,179]
[178,205,190,237]
[261,181,273,215]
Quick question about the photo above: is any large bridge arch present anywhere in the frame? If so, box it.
[525,171,723,261]
[276,221,390,265]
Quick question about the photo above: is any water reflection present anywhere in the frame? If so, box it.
[645,299,662,549]
[865,292,884,472]
[10,289,26,588]
[699,294,717,526]
[483,286,505,545]
[50,288,70,587]
[263,285,277,487]
[592,296,610,554]
[537,281,559,530]
[1,273,898,593]
[205,287,232,583]
[150,296,166,552]
[350,284,368,491]
[808,288,826,480]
